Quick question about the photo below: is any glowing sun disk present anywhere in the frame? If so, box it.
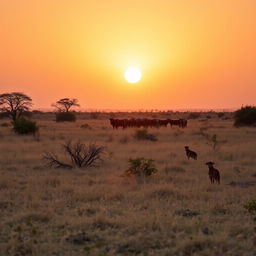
[124,67,142,83]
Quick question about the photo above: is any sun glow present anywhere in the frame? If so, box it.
[124,67,142,83]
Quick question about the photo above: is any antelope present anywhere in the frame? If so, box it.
[184,146,197,160]
[205,162,220,184]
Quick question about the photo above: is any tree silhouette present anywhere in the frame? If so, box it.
[0,92,32,121]
[52,98,80,112]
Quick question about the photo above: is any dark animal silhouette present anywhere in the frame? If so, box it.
[205,162,220,184]
[109,118,188,129]
[169,119,187,128]
[180,119,188,128]
[184,146,197,160]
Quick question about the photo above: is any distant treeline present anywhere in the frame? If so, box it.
[0,110,233,120]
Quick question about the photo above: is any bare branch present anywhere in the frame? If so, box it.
[43,152,72,169]
[43,141,105,169]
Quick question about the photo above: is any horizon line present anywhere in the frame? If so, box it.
[32,107,238,113]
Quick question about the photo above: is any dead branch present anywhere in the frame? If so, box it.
[63,141,105,168]
[43,152,72,169]
[43,141,105,169]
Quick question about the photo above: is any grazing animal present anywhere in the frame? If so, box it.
[205,162,220,184]
[169,119,188,128]
[179,119,188,128]
[109,118,173,129]
[184,146,197,160]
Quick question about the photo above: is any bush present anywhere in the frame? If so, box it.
[43,141,105,169]
[56,112,76,122]
[234,106,256,127]
[125,158,157,183]
[134,129,147,140]
[244,199,256,221]
[244,200,256,214]
[134,129,157,141]
[12,117,38,135]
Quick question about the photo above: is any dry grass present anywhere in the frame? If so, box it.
[0,115,256,255]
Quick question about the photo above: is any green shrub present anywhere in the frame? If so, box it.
[244,200,256,214]
[234,106,256,127]
[125,158,157,182]
[13,117,38,135]
[134,129,157,141]
[134,129,147,140]
[244,199,256,222]
[56,112,76,122]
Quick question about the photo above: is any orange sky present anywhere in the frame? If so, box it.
[1,0,255,110]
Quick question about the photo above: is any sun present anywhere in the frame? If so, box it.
[124,67,142,83]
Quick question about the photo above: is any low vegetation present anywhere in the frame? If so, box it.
[0,114,255,255]
[244,199,256,221]
[134,129,157,141]
[199,128,225,151]
[234,105,256,127]
[55,112,76,122]
[12,117,38,135]
[125,157,157,180]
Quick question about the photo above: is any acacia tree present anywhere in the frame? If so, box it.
[52,98,80,112]
[0,92,32,121]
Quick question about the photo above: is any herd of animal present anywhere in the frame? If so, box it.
[185,146,220,184]
[109,118,187,129]
[109,118,220,184]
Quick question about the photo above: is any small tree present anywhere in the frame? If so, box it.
[125,158,157,183]
[234,106,256,127]
[52,98,80,112]
[0,92,32,121]
[199,128,223,151]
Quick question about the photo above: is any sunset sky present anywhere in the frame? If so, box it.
[1,0,255,110]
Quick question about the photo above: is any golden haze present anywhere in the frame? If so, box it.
[0,0,256,110]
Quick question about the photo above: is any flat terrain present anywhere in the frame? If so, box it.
[0,114,256,255]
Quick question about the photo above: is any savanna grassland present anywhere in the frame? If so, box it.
[0,113,256,256]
